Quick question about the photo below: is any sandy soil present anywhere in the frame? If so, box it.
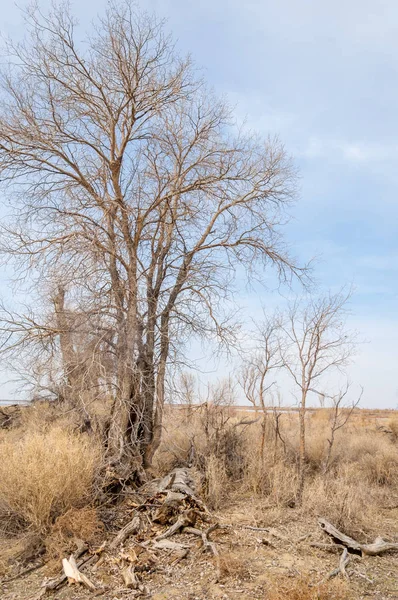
[1,501,398,600]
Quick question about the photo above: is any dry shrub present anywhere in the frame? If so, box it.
[203,454,228,510]
[359,448,398,486]
[0,534,43,575]
[266,461,298,507]
[243,447,297,507]
[153,410,193,474]
[156,404,398,527]
[154,402,247,508]
[218,552,251,581]
[0,426,101,534]
[266,576,353,600]
[339,432,398,486]
[46,506,103,564]
[305,426,328,472]
[388,414,398,441]
[302,469,374,534]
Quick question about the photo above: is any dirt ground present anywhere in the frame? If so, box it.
[1,500,398,600]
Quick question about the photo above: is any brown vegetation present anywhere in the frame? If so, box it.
[0,422,100,536]
[155,402,398,535]
[0,400,397,598]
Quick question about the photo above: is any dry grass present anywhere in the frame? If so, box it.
[218,552,252,581]
[0,401,396,596]
[0,426,101,535]
[45,506,103,569]
[266,576,354,600]
[155,404,398,533]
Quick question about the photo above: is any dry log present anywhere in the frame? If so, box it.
[62,555,96,590]
[157,468,209,513]
[358,537,398,556]
[319,518,398,556]
[159,468,196,494]
[318,518,361,551]
[109,514,141,550]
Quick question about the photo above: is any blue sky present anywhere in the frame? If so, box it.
[1,0,397,407]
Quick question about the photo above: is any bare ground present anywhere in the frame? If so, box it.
[1,500,398,600]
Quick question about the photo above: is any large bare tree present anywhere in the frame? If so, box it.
[0,1,303,480]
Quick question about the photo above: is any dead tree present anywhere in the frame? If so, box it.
[240,317,283,460]
[279,291,356,503]
[0,1,305,481]
[177,372,197,421]
[322,384,362,474]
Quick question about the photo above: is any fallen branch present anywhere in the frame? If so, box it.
[155,509,198,541]
[335,548,350,580]
[152,539,190,550]
[318,548,351,586]
[319,518,398,556]
[183,524,221,580]
[62,555,96,590]
[109,514,142,550]
[32,552,98,599]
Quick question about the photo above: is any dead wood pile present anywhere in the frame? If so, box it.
[32,468,220,598]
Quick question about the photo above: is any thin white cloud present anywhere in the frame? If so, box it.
[301,137,398,164]
[356,254,398,271]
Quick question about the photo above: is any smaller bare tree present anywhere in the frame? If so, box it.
[322,383,363,475]
[269,390,287,461]
[240,317,283,459]
[279,290,356,503]
[177,371,197,420]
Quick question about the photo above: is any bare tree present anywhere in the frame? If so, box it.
[279,291,356,503]
[240,317,283,459]
[270,391,287,461]
[0,2,304,481]
[322,383,363,475]
[176,371,197,420]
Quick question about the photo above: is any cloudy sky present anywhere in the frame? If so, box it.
[1,0,397,407]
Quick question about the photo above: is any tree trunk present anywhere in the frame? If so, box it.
[53,286,81,401]
[297,389,307,504]
[105,312,146,481]
[143,320,169,468]
[260,413,267,461]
